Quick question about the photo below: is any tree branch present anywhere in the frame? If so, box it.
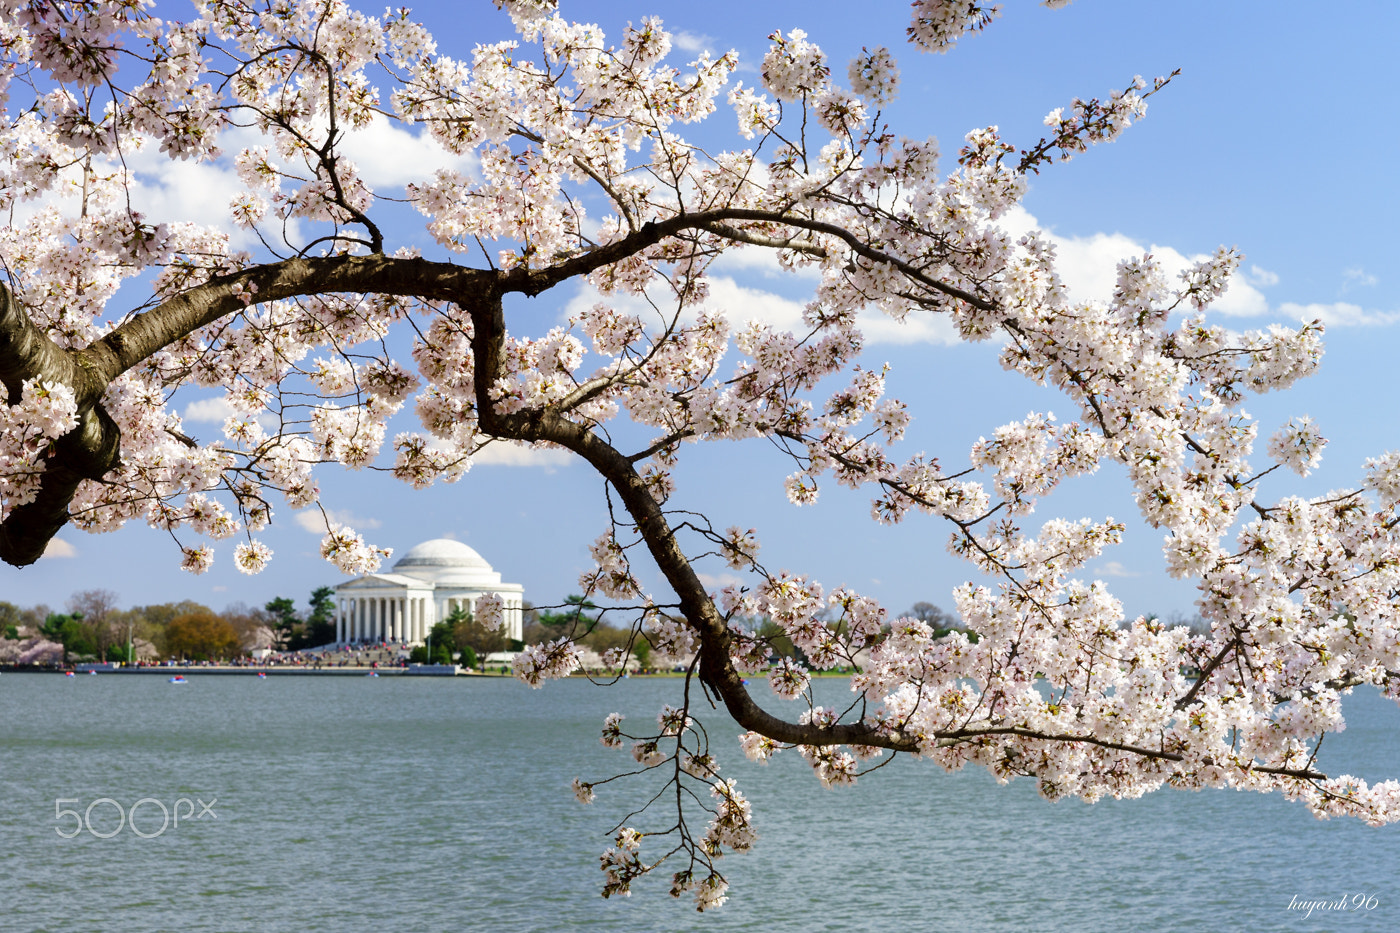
[504,207,996,313]
[1,256,499,566]
[81,255,498,383]
[464,291,907,750]
[0,283,122,565]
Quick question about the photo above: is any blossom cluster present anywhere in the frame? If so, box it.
[582,698,758,911]
[0,379,78,519]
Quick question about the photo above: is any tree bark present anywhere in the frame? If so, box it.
[0,284,122,565]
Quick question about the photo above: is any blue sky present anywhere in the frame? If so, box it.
[5,1,1399,624]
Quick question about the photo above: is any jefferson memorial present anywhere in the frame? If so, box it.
[333,539,525,644]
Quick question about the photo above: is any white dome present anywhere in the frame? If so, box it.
[391,538,501,586]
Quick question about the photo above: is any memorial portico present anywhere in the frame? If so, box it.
[333,539,525,644]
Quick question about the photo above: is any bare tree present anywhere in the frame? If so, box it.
[66,588,121,661]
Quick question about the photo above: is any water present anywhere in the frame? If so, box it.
[1,673,1397,932]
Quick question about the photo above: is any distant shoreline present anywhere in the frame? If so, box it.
[2,665,830,680]
[0,666,697,678]
[3,664,470,677]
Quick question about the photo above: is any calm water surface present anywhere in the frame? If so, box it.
[1,673,1397,932]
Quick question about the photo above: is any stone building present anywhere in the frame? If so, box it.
[333,538,524,644]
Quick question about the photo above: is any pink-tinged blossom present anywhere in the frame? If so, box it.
[319,528,389,575]
[768,656,810,699]
[907,1,1003,54]
[738,731,782,763]
[475,592,505,630]
[703,779,756,853]
[657,704,691,736]
[1269,417,1326,477]
[761,29,829,102]
[644,613,695,661]
[720,526,760,569]
[681,753,719,779]
[678,872,729,912]
[630,740,665,767]
[17,638,64,666]
[600,847,643,899]
[600,712,626,748]
[1363,452,1400,508]
[16,378,78,437]
[180,546,215,575]
[233,539,271,574]
[513,638,583,687]
[848,46,899,104]
[582,531,642,598]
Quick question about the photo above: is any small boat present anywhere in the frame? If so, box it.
[256,672,267,679]
[169,675,188,684]
[64,671,75,677]
[366,672,379,678]
[88,670,97,675]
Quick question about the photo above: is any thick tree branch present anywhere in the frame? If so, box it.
[934,726,1325,781]
[2,256,499,566]
[464,291,909,750]
[0,283,100,405]
[0,405,122,565]
[0,283,122,565]
[82,255,499,382]
[504,207,996,313]
[460,288,1341,785]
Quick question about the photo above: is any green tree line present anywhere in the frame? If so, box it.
[0,585,343,663]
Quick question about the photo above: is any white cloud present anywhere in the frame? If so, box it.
[43,538,77,558]
[126,149,250,239]
[294,509,383,535]
[697,571,745,590]
[1000,206,1271,317]
[1278,302,1400,328]
[98,126,1357,343]
[567,204,1304,348]
[111,128,298,250]
[1343,267,1379,290]
[181,397,279,434]
[185,400,571,471]
[472,442,573,469]
[859,308,961,345]
[1095,560,1139,578]
[183,398,238,423]
[5,134,275,250]
[1010,210,1393,327]
[97,117,475,251]
[703,275,809,331]
[337,116,479,190]
[564,272,960,346]
[707,270,962,345]
[711,244,820,281]
[1247,265,1280,287]
[672,30,718,56]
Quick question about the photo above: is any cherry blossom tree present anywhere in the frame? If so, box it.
[2,0,1398,911]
